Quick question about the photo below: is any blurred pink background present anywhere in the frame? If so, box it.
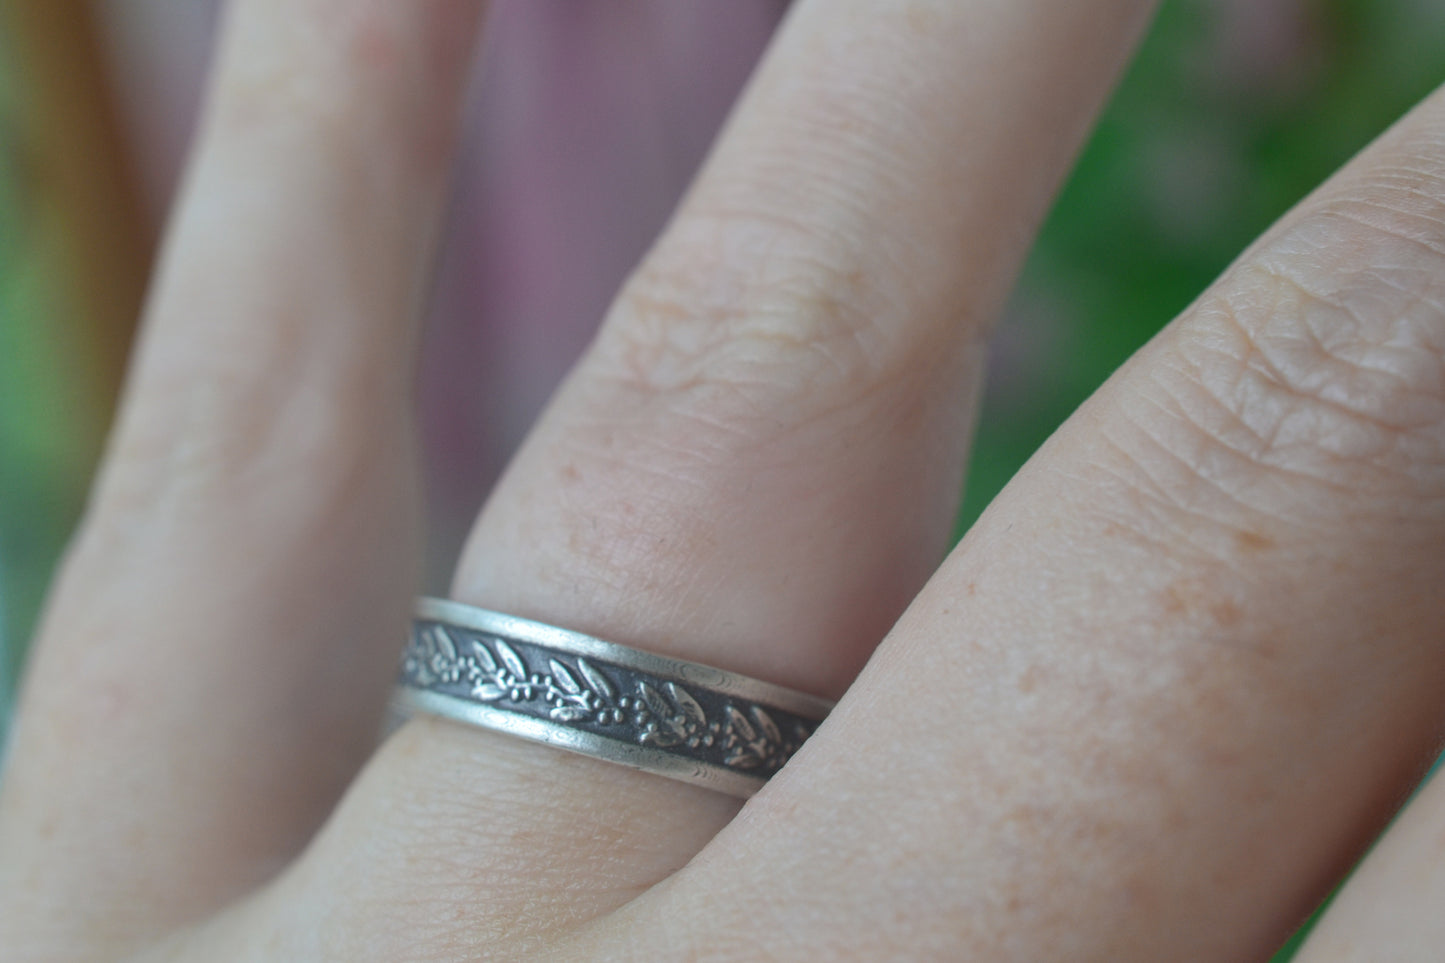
[97,0,786,584]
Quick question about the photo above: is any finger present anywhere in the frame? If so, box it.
[587,82,1445,959]
[0,0,482,953]
[1291,767,1445,960]
[255,0,1156,956]
[460,0,1155,697]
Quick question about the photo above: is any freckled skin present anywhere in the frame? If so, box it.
[14,2,1445,961]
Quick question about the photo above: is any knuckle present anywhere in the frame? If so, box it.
[595,208,920,419]
[1112,177,1445,530]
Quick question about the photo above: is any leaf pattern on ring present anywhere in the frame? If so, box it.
[495,639,528,680]
[550,659,582,695]
[638,682,672,721]
[471,682,506,702]
[751,706,781,745]
[401,622,815,775]
[432,626,458,662]
[725,705,756,744]
[577,658,615,700]
[471,640,497,673]
[668,683,707,728]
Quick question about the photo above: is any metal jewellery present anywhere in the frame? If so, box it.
[393,597,835,797]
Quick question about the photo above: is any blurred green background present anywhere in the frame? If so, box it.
[958,0,1445,540]
[3,2,1445,956]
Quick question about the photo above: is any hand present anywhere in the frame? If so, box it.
[4,1,1444,959]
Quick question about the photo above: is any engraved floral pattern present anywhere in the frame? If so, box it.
[400,622,817,777]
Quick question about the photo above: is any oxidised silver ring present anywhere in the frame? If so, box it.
[393,597,834,797]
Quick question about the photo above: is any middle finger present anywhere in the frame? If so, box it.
[248,0,1155,956]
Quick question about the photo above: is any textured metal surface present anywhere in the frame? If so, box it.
[394,598,833,796]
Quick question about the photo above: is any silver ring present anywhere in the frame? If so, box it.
[393,598,834,797]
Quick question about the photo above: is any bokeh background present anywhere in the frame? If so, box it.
[3,2,1444,956]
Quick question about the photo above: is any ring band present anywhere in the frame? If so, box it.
[393,598,834,797]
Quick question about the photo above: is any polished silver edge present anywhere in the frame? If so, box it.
[393,687,767,797]
[414,597,834,718]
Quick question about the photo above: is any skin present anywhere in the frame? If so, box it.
[3,0,1445,959]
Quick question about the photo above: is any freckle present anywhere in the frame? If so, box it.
[561,463,581,484]
[966,581,977,597]
[1211,599,1242,626]
[1019,665,1042,694]
[904,5,936,34]
[1235,530,1275,552]
[1161,582,1186,615]
[89,682,132,727]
